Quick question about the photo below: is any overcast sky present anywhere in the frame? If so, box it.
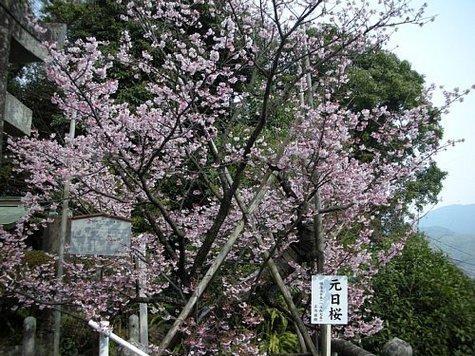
[389,0,475,209]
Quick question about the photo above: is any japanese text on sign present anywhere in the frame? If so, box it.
[311,275,348,325]
[68,215,131,256]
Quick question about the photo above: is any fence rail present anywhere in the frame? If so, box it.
[6,315,412,356]
[88,319,149,356]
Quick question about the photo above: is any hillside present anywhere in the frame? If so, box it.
[419,204,475,234]
[419,204,475,278]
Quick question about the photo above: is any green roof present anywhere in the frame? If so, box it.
[0,206,26,225]
[0,197,26,225]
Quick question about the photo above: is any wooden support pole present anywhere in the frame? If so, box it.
[157,173,276,354]
[53,116,76,356]
[295,322,308,354]
[211,142,317,355]
[255,232,318,356]
[302,31,331,355]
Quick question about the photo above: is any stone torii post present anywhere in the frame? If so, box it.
[0,0,66,164]
[0,2,66,354]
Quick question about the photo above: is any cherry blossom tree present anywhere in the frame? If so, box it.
[1,0,471,354]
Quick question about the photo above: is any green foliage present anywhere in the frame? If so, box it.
[400,163,447,211]
[46,0,153,105]
[60,315,95,356]
[258,307,299,354]
[342,50,447,233]
[346,50,425,112]
[45,0,126,44]
[23,250,53,268]
[362,234,475,355]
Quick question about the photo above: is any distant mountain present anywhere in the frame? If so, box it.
[418,204,475,278]
[419,204,475,235]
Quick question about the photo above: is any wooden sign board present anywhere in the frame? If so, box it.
[311,275,348,325]
[68,214,131,256]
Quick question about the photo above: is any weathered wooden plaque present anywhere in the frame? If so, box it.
[68,214,131,256]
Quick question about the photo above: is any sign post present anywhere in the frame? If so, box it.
[68,215,150,352]
[311,275,348,355]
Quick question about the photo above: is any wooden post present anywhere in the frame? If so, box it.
[302,31,331,355]
[99,321,110,356]
[22,316,36,356]
[53,116,76,356]
[139,303,148,351]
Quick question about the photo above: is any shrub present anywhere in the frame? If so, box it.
[362,234,475,355]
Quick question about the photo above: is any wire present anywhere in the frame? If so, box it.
[425,234,475,259]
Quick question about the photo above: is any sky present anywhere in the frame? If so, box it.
[388,0,475,209]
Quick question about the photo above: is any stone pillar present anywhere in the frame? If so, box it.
[22,316,36,356]
[129,314,139,344]
[42,214,61,253]
[0,15,11,164]
[122,314,139,356]
[138,241,148,352]
[99,321,110,356]
[382,338,413,356]
[0,1,67,164]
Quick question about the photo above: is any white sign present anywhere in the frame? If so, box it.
[68,215,131,256]
[311,275,348,325]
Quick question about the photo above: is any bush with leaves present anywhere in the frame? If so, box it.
[362,234,475,355]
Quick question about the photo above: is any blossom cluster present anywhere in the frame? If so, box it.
[1,0,470,353]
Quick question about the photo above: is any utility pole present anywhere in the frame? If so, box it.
[53,117,76,356]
